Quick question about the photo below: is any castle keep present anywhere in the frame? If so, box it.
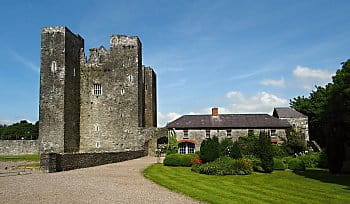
[39,27,157,157]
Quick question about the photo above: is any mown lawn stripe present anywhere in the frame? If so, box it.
[144,164,350,204]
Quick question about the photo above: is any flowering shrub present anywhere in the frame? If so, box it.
[190,157,203,165]
[191,156,253,175]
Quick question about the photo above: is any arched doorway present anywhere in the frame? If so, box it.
[178,142,195,154]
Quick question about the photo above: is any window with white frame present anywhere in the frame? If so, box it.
[205,130,210,138]
[178,142,195,154]
[183,129,189,139]
[93,84,102,95]
[227,129,232,137]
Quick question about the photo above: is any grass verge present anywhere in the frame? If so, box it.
[143,164,350,204]
[0,154,40,162]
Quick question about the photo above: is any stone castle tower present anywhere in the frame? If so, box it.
[39,27,157,154]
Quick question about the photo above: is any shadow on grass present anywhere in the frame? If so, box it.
[294,169,350,190]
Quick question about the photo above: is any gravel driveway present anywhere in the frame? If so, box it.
[0,156,199,204]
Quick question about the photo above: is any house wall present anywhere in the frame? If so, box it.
[281,118,309,141]
[173,128,287,152]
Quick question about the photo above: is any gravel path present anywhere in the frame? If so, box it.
[0,157,199,204]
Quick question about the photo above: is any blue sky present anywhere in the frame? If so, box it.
[0,0,349,126]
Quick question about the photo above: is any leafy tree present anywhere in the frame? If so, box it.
[219,138,242,159]
[0,120,38,140]
[166,131,178,154]
[258,131,274,173]
[282,128,307,155]
[290,86,329,147]
[200,136,220,163]
[325,60,350,173]
[291,59,350,173]
[237,134,259,156]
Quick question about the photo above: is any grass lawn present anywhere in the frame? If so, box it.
[0,154,40,162]
[144,164,350,204]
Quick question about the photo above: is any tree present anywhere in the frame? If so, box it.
[166,131,178,154]
[200,136,220,163]
[258,131,274,173]
[326,60,350,173]
[290,59,350,173]
[0,120,39,140]
[219,138,242,159]
[282,128,307,155]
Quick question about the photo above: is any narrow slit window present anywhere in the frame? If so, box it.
[121,88,125,95]
[93,84,102,95]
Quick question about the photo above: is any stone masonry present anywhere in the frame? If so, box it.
[39,27,159,157]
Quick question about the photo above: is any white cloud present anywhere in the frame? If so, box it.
[261,78,285,88]
[157,91,288,126]
[224,91,288,113]
[157,112,181,127]
[293,65,334,90]
[293,65,333,80]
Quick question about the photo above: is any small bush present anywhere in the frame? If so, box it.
[200,137,220,163]
[272,144,288,158]
[163,153,198,167]
[273,158,287,170]
[299,153,320,168]
[287,158,305,171]
[191,157,253,175]
[243,155,263,172]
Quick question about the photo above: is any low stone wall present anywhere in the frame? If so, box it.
[40,150,145,173]
[0,140,39,155]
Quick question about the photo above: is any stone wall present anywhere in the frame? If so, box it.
[173,128,287,152]
[143,66,157,127]
[40,150,144,173]
[39,27,84,153]
[281,117,309,141]
[0,140,39,155]
[79,35,146,153]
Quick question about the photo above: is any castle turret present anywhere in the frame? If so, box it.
[39,27,84,153]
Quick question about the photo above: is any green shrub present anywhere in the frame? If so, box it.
[273,158,287,170]
[200,137,220,163]
[219,138,242,159]
[163,153,198,167]
[299,153,320,168]
[287,158,305,171]
[258,131,274,173]
[191,157,253,175]
[243,155,263,172]
[272,144,288,158]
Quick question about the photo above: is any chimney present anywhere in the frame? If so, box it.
[212,107,218,116]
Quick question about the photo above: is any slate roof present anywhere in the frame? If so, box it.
[166,114,291,129]
[273,107,307,118]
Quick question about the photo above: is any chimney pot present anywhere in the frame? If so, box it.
[212,107,218,116]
